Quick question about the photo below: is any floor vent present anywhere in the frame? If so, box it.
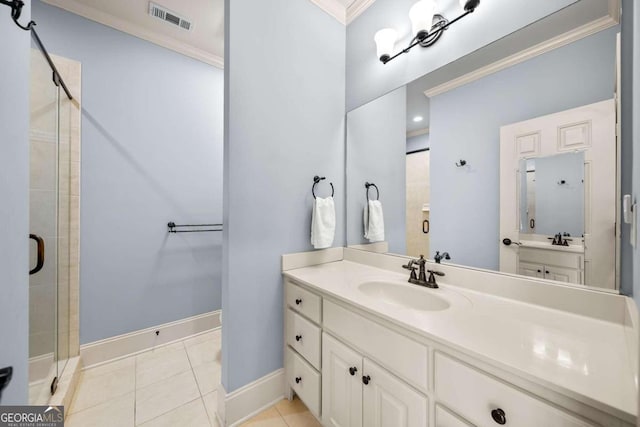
[148,2,192,31]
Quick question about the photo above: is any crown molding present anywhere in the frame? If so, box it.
[424,13,618,98]
[308,0,347,25]
[40,0,224,69]
[347,0,376,25]
[309,0,376,25]
[407,127,430,138]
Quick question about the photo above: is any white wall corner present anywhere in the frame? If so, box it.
[218,369,285,427]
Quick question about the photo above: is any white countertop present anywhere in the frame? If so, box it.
[519,239,584,253]
[283,260,636,422]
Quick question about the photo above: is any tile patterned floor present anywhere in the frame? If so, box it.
[239,397,321,427]
[66,329,319,427]
[66,330,222,427]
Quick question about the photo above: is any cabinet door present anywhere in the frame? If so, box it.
[518,262,544,279]
[322,333,363,427]
[544,265,581,284]
[362,358,428,427]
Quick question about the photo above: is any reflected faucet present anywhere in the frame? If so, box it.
[434,251,451,264]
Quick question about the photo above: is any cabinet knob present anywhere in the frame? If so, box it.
[537,269,542,273]
[349,367,358,376]
[295,298,302,305]
[362,375,371,385]
[295,335,302,342]
[545,271,550,275]
[295,377,302,384]
[491,408,506,425]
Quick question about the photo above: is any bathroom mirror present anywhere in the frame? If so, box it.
[345,1,621,291]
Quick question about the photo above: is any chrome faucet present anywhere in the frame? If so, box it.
[402,255,442,288]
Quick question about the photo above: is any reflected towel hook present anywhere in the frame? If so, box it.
[365,182,380,201]
[557,179,567,185]
[456,159,467,167]
[312,176,334,199]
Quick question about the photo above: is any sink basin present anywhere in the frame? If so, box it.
[358,281,450,312]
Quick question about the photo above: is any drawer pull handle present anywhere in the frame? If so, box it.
[491,408,506,425]
[295,335,302,342]
[362,375,371,385]
[349,367,358,376]
[295,377,302,384]
[295,298,302,305]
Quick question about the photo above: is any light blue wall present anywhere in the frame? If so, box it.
[429,28,617,271]
[33,1,224,344]
[346,0,578,111]
[223,0,345,392]
[347,87,406,253]
[407,133,430,153]
[0,0,30,405]
[533,153,584,237]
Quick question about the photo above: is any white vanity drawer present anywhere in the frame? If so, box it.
[434,352,596,427]
[286,309,321,369]
[286,347,321,417]
[519,247,583,270]
[435,405,473,427]
[323,300,429,393]
[285,280,322,324]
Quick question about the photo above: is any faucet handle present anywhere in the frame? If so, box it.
[402,260,416,270]
[427,269,445,277]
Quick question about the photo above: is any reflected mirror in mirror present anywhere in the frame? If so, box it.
[346,3,620,291]
[519,153,585,237]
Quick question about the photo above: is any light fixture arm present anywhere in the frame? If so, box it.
[0,0,35,30]
[381,7,476,64]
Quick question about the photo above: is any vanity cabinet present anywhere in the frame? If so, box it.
[518,247,584,284]
[322,332,428,427]
[283,278,632,427]
[284,281,322,417]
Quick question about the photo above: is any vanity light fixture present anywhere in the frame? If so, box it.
[413,116,424,122]
[374,0,480,64]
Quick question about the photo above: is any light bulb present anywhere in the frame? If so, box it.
[374,28,397,63]
[409,0,437,40]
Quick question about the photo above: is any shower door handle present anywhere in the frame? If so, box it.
[29,234,45,275]
[423,220,430,234]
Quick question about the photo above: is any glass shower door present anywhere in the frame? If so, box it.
[28,43,69,404]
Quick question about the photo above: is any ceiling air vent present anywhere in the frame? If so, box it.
[148,2,192,31]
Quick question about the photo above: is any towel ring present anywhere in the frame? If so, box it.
[313,176,334,199]
[365,182,379,201]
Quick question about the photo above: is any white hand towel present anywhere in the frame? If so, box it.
[364,200,385,242]
[311,197,336,249]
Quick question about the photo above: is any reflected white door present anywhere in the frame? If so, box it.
[500,99,616,289]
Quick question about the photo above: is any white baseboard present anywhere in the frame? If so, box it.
[218,369,285,427]
[80,311,221,368]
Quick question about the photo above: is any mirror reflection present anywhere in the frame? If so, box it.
[519,153,585,237]
[346,6,620,291]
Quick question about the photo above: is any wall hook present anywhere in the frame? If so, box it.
[456,159,467,167]
[557,180,567,185]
